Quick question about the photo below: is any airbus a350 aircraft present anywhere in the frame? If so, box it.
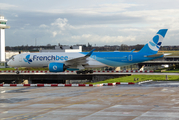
[7,29,168,74]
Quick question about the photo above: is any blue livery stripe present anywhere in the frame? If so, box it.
[139,29,168,54]
[157,29,168,37]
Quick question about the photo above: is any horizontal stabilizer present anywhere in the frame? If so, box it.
[164,53,172,56]
[146,54,163,57]
[147,53,171,58]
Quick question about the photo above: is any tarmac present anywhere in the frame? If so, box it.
[1,81,179,120]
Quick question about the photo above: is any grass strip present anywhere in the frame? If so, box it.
[93,75,179,84]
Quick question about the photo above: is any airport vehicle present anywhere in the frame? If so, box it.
[7,29,168,74]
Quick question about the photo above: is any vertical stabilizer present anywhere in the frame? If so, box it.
[139,29,168,54]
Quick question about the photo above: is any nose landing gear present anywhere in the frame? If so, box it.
[16,71,20,74]
[15,68,20,74]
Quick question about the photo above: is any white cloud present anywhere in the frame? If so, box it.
[122,9,179,31]
[71,34,136,45]
[49,18,72,37]
[39,24,49,28]
[51,18,69,29]
[118,28,142,32]
[14,14,18,17]
[52,31,57,37]
[72,25,108,29]
[0,3,17,10]
[45,3,138,15]
[3,0,179,46]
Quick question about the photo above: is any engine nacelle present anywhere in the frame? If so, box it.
[48,62,66,72]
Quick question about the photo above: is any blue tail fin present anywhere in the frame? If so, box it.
[139,29,168,54]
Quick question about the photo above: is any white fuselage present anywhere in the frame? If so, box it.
[7,52,106,69]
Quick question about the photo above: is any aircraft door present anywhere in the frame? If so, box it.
[128,55,132,61]
[19,56,22,62]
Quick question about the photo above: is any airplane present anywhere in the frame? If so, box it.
[7,29,168,74]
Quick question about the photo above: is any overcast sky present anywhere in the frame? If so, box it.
[1,0,179,46]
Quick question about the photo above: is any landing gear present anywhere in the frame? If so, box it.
[16,68,20,74]
[89,70,93,74]
[77,70,93,74]
[16,71,20,74]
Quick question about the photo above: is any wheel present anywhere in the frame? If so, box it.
[77,71,81,74]
[82,71,86,74]
[89,70,93,74]
[16,71,20,74]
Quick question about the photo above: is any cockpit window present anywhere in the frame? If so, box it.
[9,55,15,61]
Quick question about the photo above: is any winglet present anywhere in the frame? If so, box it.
[85,49,95,57]
[131,49,135,52]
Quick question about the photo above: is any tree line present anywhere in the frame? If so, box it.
[5,44,179,52]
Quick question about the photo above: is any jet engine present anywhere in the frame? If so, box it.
[48,62,66,72]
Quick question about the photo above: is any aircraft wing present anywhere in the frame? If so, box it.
[64,49,95,67]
